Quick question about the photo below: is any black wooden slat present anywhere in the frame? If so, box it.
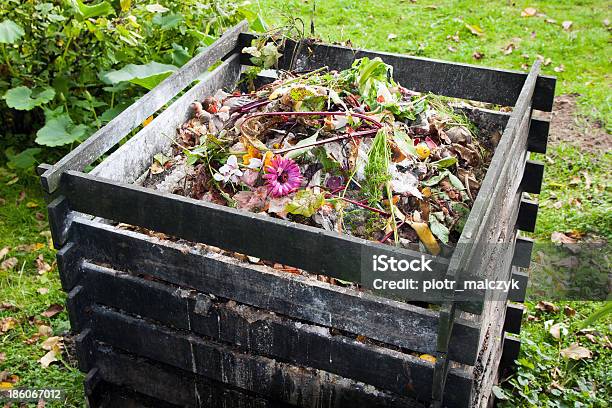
[238,34,556,111]
[512,237,534,268]
[503,303,524,334]
[47,195,71,249]
[509,269,529,303]
[65,218,480,365]
[40,21,248,194]
[86,309,426,408]
[68,263,472,405]
[521,160,545,194]
[60,171,448,286]
[499,333,521,376]
[516,199,539,232]
[85,377,184,408]
[83,342,291,408]
[527,118,550,153]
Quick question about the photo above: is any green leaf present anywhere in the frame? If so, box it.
[152,12,183,30]
[448,172,465,190]
[0,20,25,44]
[285,190,325,217]
[299,95,326,112]
[101,62,177,90]
[393,130,417,157]
[3,86,55,111]
[422,170,449,187]
[429,213,450,244]
[432,156,458,169]
[251,13,268,32]
[35,114,87,147]
[71,0,115,19]
[5,148,42,170]
[491,386,508,401]
[171,43,191,66]
[286,132,319,159]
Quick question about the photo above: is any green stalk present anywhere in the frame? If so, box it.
[1,44,15,76]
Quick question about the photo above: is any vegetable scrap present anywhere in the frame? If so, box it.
[147,54,497,255]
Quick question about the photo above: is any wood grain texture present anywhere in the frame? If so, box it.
[66,262,473,405]
[238,34,556,111]
[40,21,248,193]
[63,217,480,365]
[92,53,242,184]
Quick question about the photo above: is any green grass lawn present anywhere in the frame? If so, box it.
[1,0,610,406]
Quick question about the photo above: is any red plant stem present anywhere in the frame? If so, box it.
[239,99,271,113]
[379,221,406,243]
[273,128,378,154]
[242,110,384,129]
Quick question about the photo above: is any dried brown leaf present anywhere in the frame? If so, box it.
[472,51,484,60]
[0,257,18,271]
[0,247,9,259]
[551,231,576,244]
[536,301,559,313]
[41,304,64,318]
[560,343,592,360]
[521,7,537,17]
[0,317,18,333]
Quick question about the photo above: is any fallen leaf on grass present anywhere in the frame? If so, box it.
[26,201,39,208]
[551,231,576,244]
[37,287,49,295]
[38,350,58,368]
[560,343,592,360]
[549,322,567,340]
[472,51,484,60]
[562,21,573,30]
[521,7,537,17]
[0,302,18,312]
[536,301,559,313]
[387,33,397,41]
[554,256,579,268]
[41,336,63,351]
[604,18,610,27]
[41,304,64,318]
[0,317,18,333]
[554,64,565,72]
[464,23,484,36]
[0,352,5,363]
[448,46,457,52]
[502,43,516,55]
[38,325,53,337]
[0,247,9,258]
[0,257,18,271]
[35,254,52,275]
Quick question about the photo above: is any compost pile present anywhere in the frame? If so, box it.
[152,57,495,255]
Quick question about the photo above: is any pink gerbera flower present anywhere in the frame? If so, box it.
[263,156,303,197]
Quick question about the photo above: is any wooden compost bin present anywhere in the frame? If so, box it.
[40,21,555,408]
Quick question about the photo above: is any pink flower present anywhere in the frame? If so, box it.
[263,156,303,197]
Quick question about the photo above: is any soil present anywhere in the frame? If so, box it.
[547,94,611,152]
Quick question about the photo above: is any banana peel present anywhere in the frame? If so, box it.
[408,221,440,256]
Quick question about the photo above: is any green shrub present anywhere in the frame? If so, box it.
[0,0,264,169]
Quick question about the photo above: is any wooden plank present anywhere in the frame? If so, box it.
[69,262,473,405]
[499,333,521,376]
[503,303,525,334]
[516,199,539,232]
[92,53,243,184]
[66,217,480,365]
[238,34,556,111]
[56,241,82,291]
[85,378,184,408]
[86,313,426,408]
[86,342,290,408]
[59,171,449,288]
[47,195,71,249]
[512,236,534,268]
[40,21,248,194]
[509,269,529,303]
[527,118,550,153]
[521,160,545,194]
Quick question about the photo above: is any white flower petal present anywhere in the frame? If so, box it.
[227,155,238,167]
[213,173,225,182]
[247,158,263,169]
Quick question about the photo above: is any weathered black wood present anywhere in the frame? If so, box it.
[47,195,72,249]
[512,236,534,268]
[499,333,521,377]
[40,21,248,194]
[516,199,539,232]
[521,160,545,194]
[65,217,479,365]
[85,378,183,408]
[527,117,550,153]
[68,262,473,405]
[75,328,95,372]
[503,303,524,335]
[59,171,448,287]
[432,61,541,406]
[92,53,243,184]
[456,106,550,154]
[508,269,528,303]
[238,34,556,111]
[55,241,82,291]
[85,312,426,408]
[87,343,292,408]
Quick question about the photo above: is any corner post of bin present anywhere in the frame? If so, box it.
[38,20,249,195]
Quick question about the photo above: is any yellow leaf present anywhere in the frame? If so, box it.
[39,349,58,368]
[464,23,484,36]
[120,0,132,12]
[409,222,440,255]
[142,115,154,127]
[0,382,13,389]
[420,354,437,363]
[26,201,39,208]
